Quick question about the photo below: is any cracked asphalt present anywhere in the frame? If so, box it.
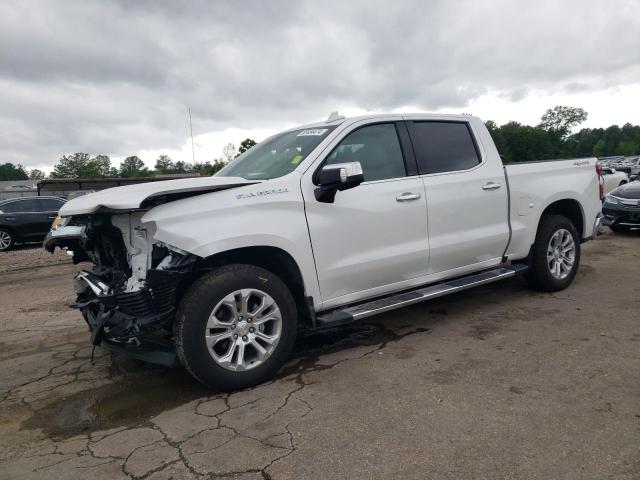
[1,230,639,479]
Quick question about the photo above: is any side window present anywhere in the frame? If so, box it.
[325,123,406,182]
[0,202,22,213]
[38,198,64,212]
[408,122,481,174]
[2,199,39,213]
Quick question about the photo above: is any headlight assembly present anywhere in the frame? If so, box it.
[604,194,619,205]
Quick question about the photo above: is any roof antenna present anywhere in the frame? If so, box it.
[326,111,344,122]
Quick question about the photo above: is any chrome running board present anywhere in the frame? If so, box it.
[316,264,528,327]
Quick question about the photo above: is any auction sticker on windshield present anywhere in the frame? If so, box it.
[297,129,328,136]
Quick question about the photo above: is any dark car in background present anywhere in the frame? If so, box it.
[603,180,640,233]
[0,196,66,251]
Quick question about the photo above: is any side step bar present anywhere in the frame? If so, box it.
[316,264,528,327]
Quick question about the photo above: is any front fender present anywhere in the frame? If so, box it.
[141,176,321,304]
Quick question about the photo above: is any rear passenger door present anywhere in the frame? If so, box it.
[36,198,65,236]
[406,120,509,275]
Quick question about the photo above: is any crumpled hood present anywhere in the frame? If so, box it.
[611,180,640,199]
[59,176,259,216]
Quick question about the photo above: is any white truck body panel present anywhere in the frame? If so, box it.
[504,159,601,259]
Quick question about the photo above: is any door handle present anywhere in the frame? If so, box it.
[396,192,421,202]
[482,182,502,190]
[48,216,57,219]
[5,217,16,221]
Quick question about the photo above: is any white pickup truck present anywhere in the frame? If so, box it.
[45,113,603,389]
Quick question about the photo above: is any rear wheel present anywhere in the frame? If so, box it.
[0,229,15,251]
[524,215,580,292]
[175,264,298,390]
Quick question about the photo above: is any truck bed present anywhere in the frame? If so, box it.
[504,158,601,260]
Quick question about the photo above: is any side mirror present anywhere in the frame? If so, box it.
[315,162,364,203]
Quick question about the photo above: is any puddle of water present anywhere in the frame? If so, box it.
[22,366,209,439]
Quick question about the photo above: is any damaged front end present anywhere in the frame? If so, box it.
[45,212,197,366]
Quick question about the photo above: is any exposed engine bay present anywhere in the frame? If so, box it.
[46,213,197,365]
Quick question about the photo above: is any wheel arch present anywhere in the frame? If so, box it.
[538,198,585,240]
[195,246,315,328]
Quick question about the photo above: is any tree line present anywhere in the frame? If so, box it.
[486,106,640,162]
[0,138,257,181]
[2,108,640,182]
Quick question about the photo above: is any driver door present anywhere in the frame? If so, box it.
[302,121,429,310]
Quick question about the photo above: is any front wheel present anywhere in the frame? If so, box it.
[175,264,298,390]
[524,215,581,292]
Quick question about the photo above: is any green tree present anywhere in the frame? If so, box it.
[92,155,114,177]
[236,138,257,157]
[173,161,194,174]
[119,156,150,177]
[193,159,226,176]
[539,106,588,139]
[28,169,46,181]
[592,139,606,157]
[50,153,117,179]
[154,155,175,174]
[0,163,28,181]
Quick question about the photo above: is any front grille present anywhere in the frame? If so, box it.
[111,269,181,317]
[147,270,180,313]
[114,290,153,317]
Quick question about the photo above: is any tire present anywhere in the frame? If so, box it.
[175,264,298,390]
[524,215,581,292]
[0,228,15,252]
[610,224,630,233]
[619,181,627,186]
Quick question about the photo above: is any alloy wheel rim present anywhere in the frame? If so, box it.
[546,228,576,280]
[205,288,282,372]
[0,231,11,249]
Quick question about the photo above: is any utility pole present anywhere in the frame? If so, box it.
[188,107,196,167]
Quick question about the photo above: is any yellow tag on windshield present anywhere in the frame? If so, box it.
[291,155,303,164]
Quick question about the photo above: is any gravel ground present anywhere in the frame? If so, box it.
[0,229,639,479]
[0,244,71,273]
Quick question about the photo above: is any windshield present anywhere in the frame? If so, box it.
[217,126,336,180]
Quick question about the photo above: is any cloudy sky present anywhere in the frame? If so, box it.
[1,0,640,172]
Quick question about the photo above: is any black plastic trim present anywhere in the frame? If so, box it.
[396,121,419,176]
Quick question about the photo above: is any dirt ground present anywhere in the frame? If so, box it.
[0,230,639,480]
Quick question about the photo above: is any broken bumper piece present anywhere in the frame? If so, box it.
[74,269,185,367]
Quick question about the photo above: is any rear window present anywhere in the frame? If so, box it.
[38,198,64,211]
[408,121,481,174]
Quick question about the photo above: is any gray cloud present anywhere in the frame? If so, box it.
[1,0,639,168]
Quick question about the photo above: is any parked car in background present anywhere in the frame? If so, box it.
[0,196,66,251]
[601,167,629,195]
[603,180,640,232]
